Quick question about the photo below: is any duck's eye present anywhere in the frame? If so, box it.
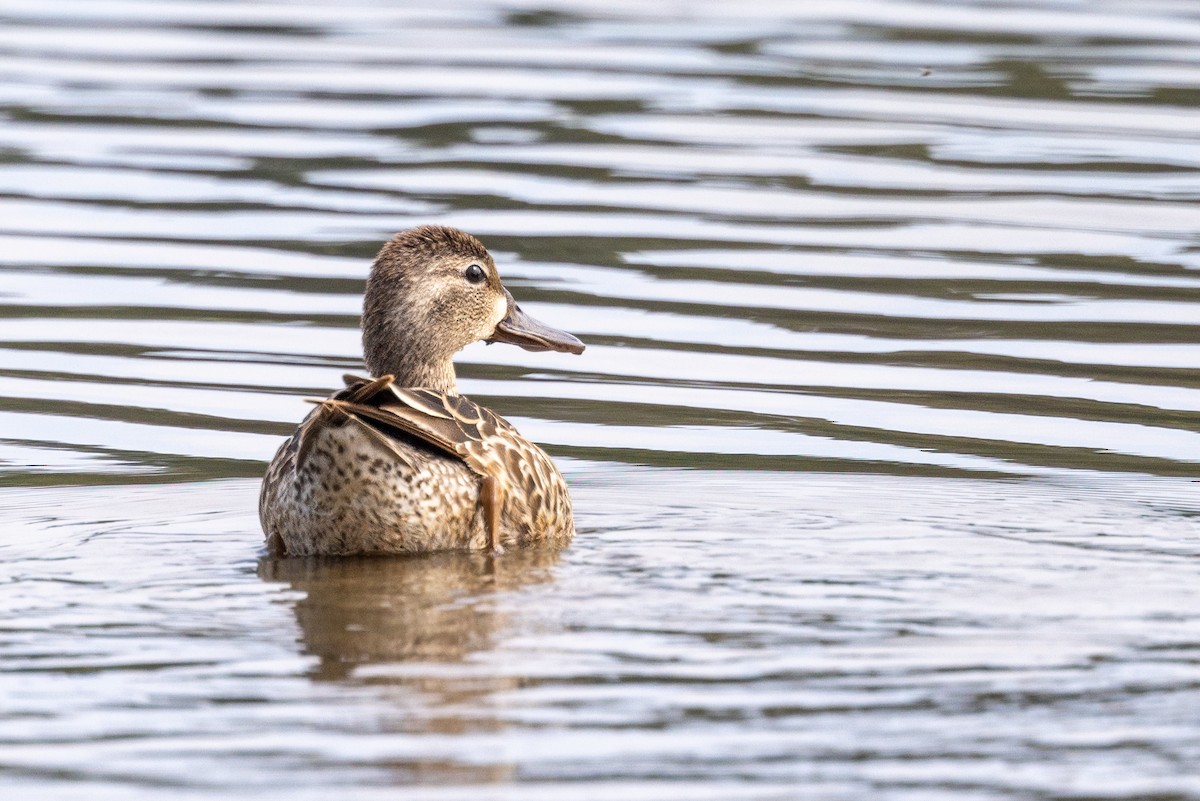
[465,264,486,284]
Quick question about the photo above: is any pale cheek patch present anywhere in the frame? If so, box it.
[491,293,507,328]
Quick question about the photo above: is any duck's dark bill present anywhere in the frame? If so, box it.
[488,290,585,354]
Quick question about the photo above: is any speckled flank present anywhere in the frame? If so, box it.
[263,421,476,554]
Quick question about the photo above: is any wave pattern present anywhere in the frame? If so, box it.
[3,2,1200,800]
[1,0,1199,482]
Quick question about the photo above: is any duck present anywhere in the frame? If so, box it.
[259,225,585,556]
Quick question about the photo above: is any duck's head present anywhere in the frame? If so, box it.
[362,225,584,392]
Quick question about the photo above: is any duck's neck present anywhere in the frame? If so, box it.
[361,273,462,394]
[365,341,459,394]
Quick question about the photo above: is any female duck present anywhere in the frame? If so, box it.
[259,225,584,556]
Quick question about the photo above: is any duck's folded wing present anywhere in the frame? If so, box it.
[313,377,515,479]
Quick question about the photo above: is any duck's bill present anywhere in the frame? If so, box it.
[488,290,585,354]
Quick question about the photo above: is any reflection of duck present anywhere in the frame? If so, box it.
[258,549,560,682]
[259,225,585,556]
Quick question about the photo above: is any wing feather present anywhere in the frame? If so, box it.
[299,376,522,480]
[338,406,418,468]
[387,386,456,420]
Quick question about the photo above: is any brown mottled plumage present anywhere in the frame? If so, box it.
[259,225,585,556]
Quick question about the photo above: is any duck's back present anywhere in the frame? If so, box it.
[259,376,574,556]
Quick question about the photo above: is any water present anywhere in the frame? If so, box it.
[1,0,1199,797]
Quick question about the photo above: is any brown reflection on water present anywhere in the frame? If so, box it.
[259,549,559,682]
[258,549,561,782]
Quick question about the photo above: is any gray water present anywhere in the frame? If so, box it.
[1,1,1200,798]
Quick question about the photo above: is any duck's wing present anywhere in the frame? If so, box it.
[309,375,517,480]
[299,375,558,552]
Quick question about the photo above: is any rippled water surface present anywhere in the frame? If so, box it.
[2,1,1200,798]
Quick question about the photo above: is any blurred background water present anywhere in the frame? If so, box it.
[1,1,1200,798]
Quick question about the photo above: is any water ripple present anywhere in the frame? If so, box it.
[2,1,1200,798]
